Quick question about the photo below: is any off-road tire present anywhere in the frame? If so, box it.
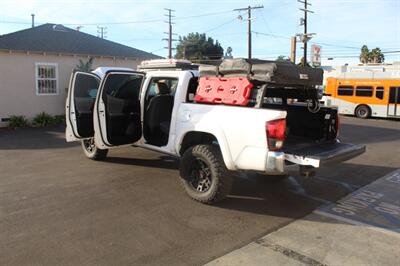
[179,144,233,204]
[355,105,371,119]
[81,138,108,161]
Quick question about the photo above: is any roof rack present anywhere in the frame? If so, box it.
[138,59,198,71]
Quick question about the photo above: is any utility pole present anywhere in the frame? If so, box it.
[163,8,177,59]
[290,36,297,63]
[298,0,314,66]
[234,5,264,60]
[97,26,107,39]
[31,14,35,28]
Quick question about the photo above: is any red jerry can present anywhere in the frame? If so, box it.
[195,76,254,106]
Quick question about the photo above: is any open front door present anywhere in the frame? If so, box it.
[66,71,100,142]
[94,71,145,148]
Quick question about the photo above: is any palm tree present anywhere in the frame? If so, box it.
[359,45,370,64]
[370,48,385,63]
[75,57,94,72]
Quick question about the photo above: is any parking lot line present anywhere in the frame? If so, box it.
[316,168,400,233]
[206,169,400,266]
[287,176,333,205]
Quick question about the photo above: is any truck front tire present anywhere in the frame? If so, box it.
[81,138,108,161]
[179,144,233,204]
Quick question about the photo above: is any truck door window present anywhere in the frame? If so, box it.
[144,77,178,147]
[101,73,144,145]
[145,77,178,106]
[74,74,99,98]
[186,77,199,102]
[72,73,100,138]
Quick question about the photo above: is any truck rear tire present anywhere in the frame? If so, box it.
[179,144,233,204]
[81,138,108,161]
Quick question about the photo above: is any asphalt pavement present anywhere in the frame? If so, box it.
[0,116,399,266]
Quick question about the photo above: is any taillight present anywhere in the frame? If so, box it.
[266,119,286,151]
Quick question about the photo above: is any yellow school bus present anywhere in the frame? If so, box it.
[324,77,400,118]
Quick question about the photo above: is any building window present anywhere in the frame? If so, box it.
[337,85,354,96]
[355,86,373,97]
[375,86,384,100]
[35,63,58,95]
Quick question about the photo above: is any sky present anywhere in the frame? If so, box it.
[0,0,399,66]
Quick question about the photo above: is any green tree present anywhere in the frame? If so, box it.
[175,32,224,61]
[360,45,370,64]
[75,57,94,72]
[370,47,385,63]
[359,45,385,64]
[276,55,290,61]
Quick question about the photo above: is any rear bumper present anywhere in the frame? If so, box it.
[265,151,298,175]
[265,151,286,175]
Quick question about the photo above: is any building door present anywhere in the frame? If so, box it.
[388,87,400,117]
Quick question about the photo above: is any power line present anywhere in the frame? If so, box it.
[0,10,237,26]
[204,18,236,33]
[252,31,290,40]
[175,10,235,20]
[252,30,394,53]
[150,48,165,53]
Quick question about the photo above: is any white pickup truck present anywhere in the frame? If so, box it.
[65,59,365,204]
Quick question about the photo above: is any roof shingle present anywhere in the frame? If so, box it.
[0,23,162,59]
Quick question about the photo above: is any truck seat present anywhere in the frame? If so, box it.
[144,82,174,146]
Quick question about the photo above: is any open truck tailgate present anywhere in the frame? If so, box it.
[284,141,366,168]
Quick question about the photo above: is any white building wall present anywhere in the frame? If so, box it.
[0,51,142,127]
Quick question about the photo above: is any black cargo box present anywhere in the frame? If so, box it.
[199,58,323,86]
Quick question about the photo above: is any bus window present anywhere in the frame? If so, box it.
[337,85,354,96]
[375,86,384,100]
[356,86,373,97]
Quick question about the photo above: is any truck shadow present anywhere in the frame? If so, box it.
[104,155,179,170]
[217,163,397,217]
[0,125,77,150]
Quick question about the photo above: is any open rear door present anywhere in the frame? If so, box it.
[93,70,145,149]
[66,71,100,142]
